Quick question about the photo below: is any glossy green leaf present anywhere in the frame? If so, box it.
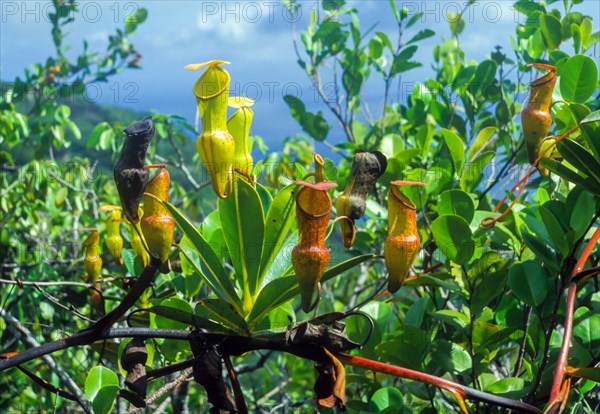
[248,254,376,328]
[571,105,600,159]
[178,245,241,312]
[566,367,600,382]
[438,189,475,223]
[453,66,477,91]
[442,128,465,175]
[284,95,330,141]
[161,199,242,311]
[559,55,598,103]
[539,206,569,257]
[259,183,297,287]
[540,14,562,50]
[85,366,118,414]
[508,261,549,306]
[522,232,560,272]
[573,307,600,351]
[460,151,495,193]
[557,139,600,183]
[569,190,596,240]
[255,182,273,216]
[406,29,435,45]
[539,158,600,197]
[368,37,383,59]
[219,178,265,299]
[195,298,249,335]
[430,340,471,373]
[152,298,192,330]
[431,215,474,264]
[470,60,498,97]
[467,126,496,161]
[485,378,527,399]
[369,387,404,411]
[375,32,393,51]
[147,305,226,332]
[579,109,600,126]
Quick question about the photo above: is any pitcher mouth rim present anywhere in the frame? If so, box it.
[296,186,332,218]
[390,186,417,210]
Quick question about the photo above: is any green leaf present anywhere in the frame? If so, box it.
[284,95,330,141]
[195,298,249,335]
[539,206,569,257]
[579,109,600,125]
[485,378,527,399]
[522,232,560,272]
[569,190,596,240]
[453,66,477,91]
[431,340,472,373]
[375,32,393,52]
[219,178,265,300]
[559,55,598,103]
[87,122,109,150]
[438,189,475,223]
[571,105,600,159]
[148,305,228,333]
[566,367,600,382]
[248,254,376,328]
[368,37,383,59]
[431,309,469,329]
[431,215,474,265]
[442,128,465,175]
[540,158,600,196]
[460,151,495,193]
[405,12,423,29]
[557,139,600,184]
[540,14,562,50]
[470,60,497,97]
[160,200,242,311]
[448,12,464,36]
[91,386,119,414]
[467,126,496,161]
[391,45,422,75]
[152,298,192,330]
[259,184,297,287]
[125,8,147,34]
[406,29,435,45]
[573,307,600,351]
[508,261,549,306]
[369,387,404,411]
[85,366,118,414]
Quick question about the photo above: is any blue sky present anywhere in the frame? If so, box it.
[1,1,599,154]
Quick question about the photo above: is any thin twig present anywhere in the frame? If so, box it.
[513,305,532,377]
[0,277,118,287]
[0,308,92,413]
[126,367,193,414]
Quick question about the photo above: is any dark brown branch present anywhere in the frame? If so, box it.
[1,326,548,413]
[0,308,92,413]
[146,359,195,382]
[224,354,248,414]
[16,365,77,401]
[513,305,532,377]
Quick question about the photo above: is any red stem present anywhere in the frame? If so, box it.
[549,225,600,401]
[338,354,542,413]
[339,353,464,395]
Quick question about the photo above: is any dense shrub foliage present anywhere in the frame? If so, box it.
[1,0,599,413]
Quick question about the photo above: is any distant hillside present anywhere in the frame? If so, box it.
[1,83,198,190]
